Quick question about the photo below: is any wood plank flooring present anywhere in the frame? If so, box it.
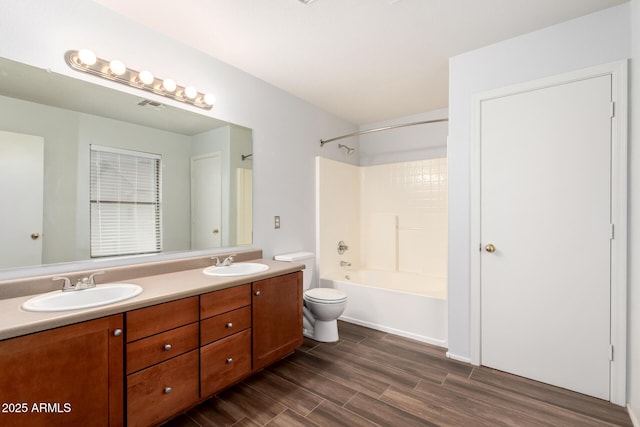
[163,321,632,426]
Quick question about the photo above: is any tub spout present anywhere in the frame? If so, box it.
[340,261,351,267]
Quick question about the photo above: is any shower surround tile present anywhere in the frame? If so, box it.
[361,158,447,277]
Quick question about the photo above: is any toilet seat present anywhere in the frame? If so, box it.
[304,288,347,304]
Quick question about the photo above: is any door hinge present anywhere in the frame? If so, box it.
[609,344,614,361]
[610,224,615,240]
[610,102,615,118]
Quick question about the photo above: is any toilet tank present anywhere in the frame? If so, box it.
[274,251,315,291]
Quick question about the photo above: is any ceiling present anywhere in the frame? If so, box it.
[91,0,627,125]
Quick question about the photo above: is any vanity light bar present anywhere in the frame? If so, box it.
[65,49,215,110]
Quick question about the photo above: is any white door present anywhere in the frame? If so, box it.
[480,75,612,399]
[0,131,44,268]
[191,153,222,250]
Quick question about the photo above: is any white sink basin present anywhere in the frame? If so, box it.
[21,284,143,312]
[203,262,269,277]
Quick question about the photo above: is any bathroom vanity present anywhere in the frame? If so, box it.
[0,251,303,426]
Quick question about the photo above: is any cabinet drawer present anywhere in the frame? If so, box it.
[201,329,251,398]
[127,322,199,374]
[127,350,199,427]
[201,306,251,346]
[200,284,251,319]
[126,296,199,342]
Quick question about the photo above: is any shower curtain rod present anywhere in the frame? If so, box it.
[320,118,448,147]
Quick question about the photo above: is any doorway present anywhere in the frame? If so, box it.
[0,131,44,268]
[191,152,222,250]
[469,62,628,404]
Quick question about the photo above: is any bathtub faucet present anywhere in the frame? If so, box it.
[340,261,351,267]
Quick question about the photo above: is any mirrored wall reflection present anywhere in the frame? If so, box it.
[0,57,252,270]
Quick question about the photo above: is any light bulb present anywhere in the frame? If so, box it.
[109,60,126,76]
[203,93,216,106]
[138,70,154,86]
[77,49,97,66]
[184,86,197,100]
[162,78,177,93]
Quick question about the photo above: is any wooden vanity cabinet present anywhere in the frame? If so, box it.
[0,270,304,427]
[125,296,199,427]
[200,284,252,398]
[252,271,303,371]
[0,315,124,427]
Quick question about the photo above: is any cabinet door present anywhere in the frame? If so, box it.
[252,272,303,371]
[0,315,124,427]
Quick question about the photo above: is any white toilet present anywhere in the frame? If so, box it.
[274,251,347,342]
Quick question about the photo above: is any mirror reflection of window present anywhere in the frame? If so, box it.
[0,57,253,272]
[90,145,162,258]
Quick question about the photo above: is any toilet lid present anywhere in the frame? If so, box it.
[304,288,347,303]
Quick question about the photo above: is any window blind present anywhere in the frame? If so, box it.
[90,145,162,257]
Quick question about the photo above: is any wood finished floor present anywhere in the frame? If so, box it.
[163,321,632,427]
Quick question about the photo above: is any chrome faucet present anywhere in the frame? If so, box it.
[53,276,74,292]
[211,255,234,266]
[337,240,349,255]
[53,271,104,292]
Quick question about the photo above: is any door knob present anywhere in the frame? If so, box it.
[31,233,40,240]
[212,229,220,234]
[485,243,496,253]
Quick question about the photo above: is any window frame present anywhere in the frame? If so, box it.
[89,144,163,258]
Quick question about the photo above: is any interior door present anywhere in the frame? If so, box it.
[480,75,612,399]
[0,131,44,268]
[191,153,222,249]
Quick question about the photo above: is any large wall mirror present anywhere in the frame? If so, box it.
[0,57,253,273]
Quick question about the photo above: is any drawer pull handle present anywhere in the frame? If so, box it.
[226,322,233,329]
[226,358,233,364]
[113,329,123,337]
[163,344,172,351]
[254,290,261,296]
[164,387,172,394]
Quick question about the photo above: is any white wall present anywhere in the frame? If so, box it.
[77,114,192,257]
[229,126,253,246]
[628,0,640,422]
[447,3,631,364]
[0,0,357,275]
[358,108,448,166]
[0,95,193,264]
[0,96,79,264]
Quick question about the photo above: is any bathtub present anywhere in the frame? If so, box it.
[320,270,447,347]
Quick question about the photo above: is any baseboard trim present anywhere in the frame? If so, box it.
[628,404,639,427]
[445,351,471,364]
[338,316,447,348]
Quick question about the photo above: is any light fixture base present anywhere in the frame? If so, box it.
[65,50,214,110]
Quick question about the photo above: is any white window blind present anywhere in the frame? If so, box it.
[90,145,162,258]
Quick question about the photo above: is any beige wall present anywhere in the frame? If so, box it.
[316,157,360,280]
